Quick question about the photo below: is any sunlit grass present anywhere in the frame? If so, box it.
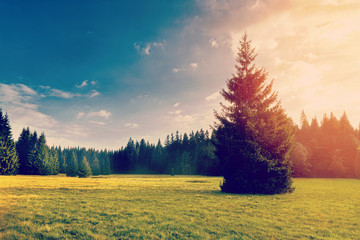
[0,175,359,239]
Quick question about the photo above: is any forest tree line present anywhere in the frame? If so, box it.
[291,111,360,178]
[1,107,360,178]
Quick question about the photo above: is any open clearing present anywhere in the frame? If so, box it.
[0,175,359,239]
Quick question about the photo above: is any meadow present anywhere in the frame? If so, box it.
[0,175,359,239]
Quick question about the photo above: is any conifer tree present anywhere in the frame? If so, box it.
[49,147,59,175]
[37,133,51,175]
[0,109,19,175]
[78,156,92,178]
[90,152,101,175]
[66,151,78,177]
[300,110,310,130]
[214,33,295,194]
[0,139,19,175]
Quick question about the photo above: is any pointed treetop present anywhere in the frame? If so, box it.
[235,32,257,76]
[300,110,310,130]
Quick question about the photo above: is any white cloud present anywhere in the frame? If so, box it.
[171,114,198,130]
[172,68,185,73]
[210,39,219,48]
[40,85,99,99]
[153,41,165,49]
[87,110,111,120]
[18,84,37,95]
[249,0,262,10]
[89,90,100,98]
[190,62,198,71]
[76,112,85,119]
[144,44,151,55]
[134,42,151,55]
[88,120,106,125]
[130,94,150,104]
[169,110,182,115]
[76,80,88,88]
[173,102,180,107]
[91,80,97,85]
[49,88,75,99]
[205,91,221,101]
[0,83,38,109]
[134,42,140,51]
[134,41,165,55]
[124,122,139,129]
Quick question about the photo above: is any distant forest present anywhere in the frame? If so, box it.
[1,108,360,178]
[292,111,360,178]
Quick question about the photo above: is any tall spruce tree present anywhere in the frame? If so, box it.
[0,139,19,175]
[66,151,78,177]
[90,152,101,175]
[16,128,32,174]
[0,109,19,175]
[78,156,92,178]
[214,33,295,194]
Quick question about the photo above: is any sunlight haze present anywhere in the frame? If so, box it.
[0,0,359,149]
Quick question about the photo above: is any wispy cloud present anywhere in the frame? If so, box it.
[134,41,166,55]
[87,110,112,120]
[76,80,88,88]
[205,91,221,101]
[89,90,100,98]
[152,41,165,49]
[0,83,91,145]
[172,68,185,73]
[18,84,37,95]
[189,62,198,71]
[143,44,151,55]
[169,110,182,115]
[76,112,85,119]
[0,83,38,109]
[134,42,151,55]
[173,102,180,107]
[40,85,99,99]
[210,39,219,48]
[88,120,106,125]
[130,94,150,104]
[48,88,75,99]
[124,122,139,129]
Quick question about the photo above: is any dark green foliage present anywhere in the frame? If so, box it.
[14,126,219,177]
[109,133,217,175]
[0,139,19,175]
[49,147,59,175]
[16,128,33,174]
[57,147,67,174]
[214,33,295,194]
[66,151,78,177]
[0,109,19,175]
[99,150,111,175]
[16,128,57,175]
[26,133,56,175]
[90,152,101,175]
[78,156,92,178]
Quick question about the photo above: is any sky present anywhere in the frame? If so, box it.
[0,0,359,150]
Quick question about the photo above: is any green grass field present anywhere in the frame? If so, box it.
[0,175,359,239]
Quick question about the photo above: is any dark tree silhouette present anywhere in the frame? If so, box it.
[0,109,18,175]
[214,33,295,194]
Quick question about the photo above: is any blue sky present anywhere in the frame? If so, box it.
[1,0,360,149]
